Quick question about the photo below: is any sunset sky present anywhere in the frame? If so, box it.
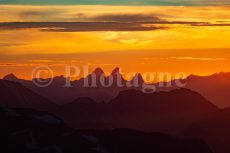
[0,1,230,80]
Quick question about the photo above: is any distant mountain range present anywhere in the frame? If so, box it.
[3,68,230,108]
[3,68,144,105]
[0,79,219,132]
[0,78,230,153]
[155,72,230,108]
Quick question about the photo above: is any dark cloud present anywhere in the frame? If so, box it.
[0,13,229,32]
[0,22,166,32]
[196,23,230,26]
[92,14,214,26]
[93,14,161,22]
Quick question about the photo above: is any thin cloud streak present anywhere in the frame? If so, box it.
[0,22,166,32]
[167,57,228,61]
[0,20,229,32]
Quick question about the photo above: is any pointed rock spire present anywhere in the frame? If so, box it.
[131,73,145,85]
[92,67,105,76]
[111,67,120,76]
[3,73,18,81]
[109,67,126,86]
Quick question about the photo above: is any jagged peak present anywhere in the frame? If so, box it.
[92,67,105,76]
[3,73,18,81]
[132,73,145,84]
[111,67,120,75]
[111,67,124,79]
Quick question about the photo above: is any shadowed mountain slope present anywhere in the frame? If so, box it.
[57,88,219,132]
[155,72,230,108]
[181,106,230,153]
[0,79,57,111]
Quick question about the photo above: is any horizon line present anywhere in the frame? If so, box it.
[2,68,230,83]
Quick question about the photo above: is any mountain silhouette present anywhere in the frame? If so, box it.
[0,79,57,111]
[57,88,219,132]
[180,106,230,153]
[92,67,105,76]
[3,73,18,81]
[154,72,230,108]
[4,70,230,108]
[81,129,213,153]
[3,68,145,104]
[184,72,230,108]
[1,73,227,153]
[0,107,212,153]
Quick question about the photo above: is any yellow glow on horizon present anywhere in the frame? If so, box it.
[0,5,230,78]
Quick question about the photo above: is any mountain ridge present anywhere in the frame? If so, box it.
[57,88,219,132]
[3,69,230,107]
[0,79,57,111]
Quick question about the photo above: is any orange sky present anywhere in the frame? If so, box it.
[0,5,230,81]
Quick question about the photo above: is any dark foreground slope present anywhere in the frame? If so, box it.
[0,107,212,153]
[181,107,230,153]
